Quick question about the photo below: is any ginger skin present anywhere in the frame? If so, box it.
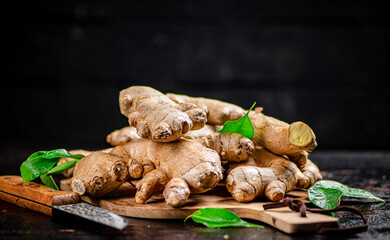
[73,86,321,206]
[71,132,254,207]
[249,109,317,167]
[106,126,142,146]
[181,124,217,140]
[226,147,322,202]
[195,133,254,162]
[72,139,222,206]
[106,126,253,162]
[165,92,317,168]
[71,151,128,197]
[166,93,246,125]
[119,86,207,142]
[300,158,323,187]
[106,125,217,146]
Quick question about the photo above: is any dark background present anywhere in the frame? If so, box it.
[1,1,389,151]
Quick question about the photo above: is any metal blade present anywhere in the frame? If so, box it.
[53,202,128,230]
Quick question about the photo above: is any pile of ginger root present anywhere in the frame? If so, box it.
[63,86,322,208]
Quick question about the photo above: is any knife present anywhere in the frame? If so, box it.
[0,175,127,230]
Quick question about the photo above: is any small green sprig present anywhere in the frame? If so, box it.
[20,149,84,190]
[308,180,385,210]
[185,208,263,228]
[217,102,256,140]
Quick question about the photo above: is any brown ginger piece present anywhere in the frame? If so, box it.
[57,149,112,178]
[300,158,323,187]
[166,93,246,125]
[131,133,254,206]
[71,133,254,207]
[226,147,321,202]
[119,86,207,142]
[181,124,217,140]
[71,151,128,197]
[71,139,222,207]
[166,92,317,167]
[106,125,217,146]
[106,126,141,146]
[105,125,252,162]
[249,108,317,167]
[195,133,254,162]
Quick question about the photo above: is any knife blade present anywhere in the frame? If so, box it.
[0,175,127,230]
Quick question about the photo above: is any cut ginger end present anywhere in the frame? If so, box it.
[288,122,314,147]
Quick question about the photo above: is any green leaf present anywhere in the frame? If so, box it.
[217,102,256,140]
[185,208,263,228]
[20,154,59,182]
[20,149,85,182]
[342,187,385,202]
[46,160,78,176]
[308,186,343,209]
[68,154,85,160]
[308,180,385,210]
[40,174,59,190]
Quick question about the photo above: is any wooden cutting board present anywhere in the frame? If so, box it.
[60,179,338,234]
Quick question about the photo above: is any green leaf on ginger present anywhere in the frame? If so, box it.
[20,149,84,182]
[217,102,256,140]
[40,174,59,190]
[184,208,263,228]
[308,180,385,210]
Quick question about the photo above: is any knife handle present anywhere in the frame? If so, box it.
[0,175,80,216]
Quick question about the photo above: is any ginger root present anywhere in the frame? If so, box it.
[166,93,246,125]
[181,124,217,140]
[72,139,222,206]
[71,151,128,197]
[106,125,253,162]
[71,132,254,207]
[71,86,321,207]
[165,92,317,167]
[249,108,317,167]
[119,86,207,142]
[226,147,322,202]
[106,125,217,146]
[106,126,142,146]
[195,133,254,162]
[300,158,323,187]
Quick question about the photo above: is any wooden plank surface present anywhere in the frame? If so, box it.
[61,179,337,234]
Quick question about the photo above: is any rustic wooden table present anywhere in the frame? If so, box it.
[0,150,389,240]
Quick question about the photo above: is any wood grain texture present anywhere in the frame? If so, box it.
[61,180,337,234]
[0,175,80,216]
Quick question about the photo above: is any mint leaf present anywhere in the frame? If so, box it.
[20,149,84,182]
[342,187,385,202]
[308,180,385,210]
[185,208,263,228]
[217,102,256,139]
[308,186,343,209]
